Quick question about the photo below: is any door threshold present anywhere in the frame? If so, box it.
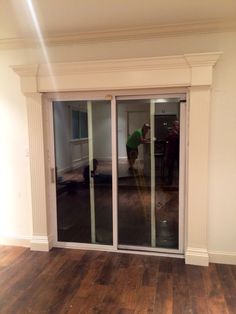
[53,241,184,259]
[118,244,182,255]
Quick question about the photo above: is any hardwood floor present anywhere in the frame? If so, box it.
[0,246,236,313]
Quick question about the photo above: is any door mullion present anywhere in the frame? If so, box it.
[111,96,118,248]
[150,100,156,247]
[87,100,96,244]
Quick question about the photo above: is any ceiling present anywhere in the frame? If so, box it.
[1,0,236,43]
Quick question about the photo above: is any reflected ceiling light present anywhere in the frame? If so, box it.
[155,98,181,103]
[155,98,168,103]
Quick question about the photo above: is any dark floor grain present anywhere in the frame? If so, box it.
[0,246,236,313]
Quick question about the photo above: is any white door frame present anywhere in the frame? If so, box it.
[115,94,186,254]
[12,52,221,265]
[48,90,186,256]
[87,101,96,244]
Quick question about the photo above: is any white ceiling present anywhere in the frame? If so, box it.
[1,0,236,40]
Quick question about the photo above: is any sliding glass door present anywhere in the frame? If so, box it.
[53,100,112,245]
[52,93,185,253]
[117,96,184,251]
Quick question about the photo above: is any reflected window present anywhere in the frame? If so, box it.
[72,109,88,139]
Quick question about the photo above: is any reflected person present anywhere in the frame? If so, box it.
[126,123,150,172]
[165,120,179,185]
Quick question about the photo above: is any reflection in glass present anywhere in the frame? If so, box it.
[53,100,112,244]
[155,102,180,249]
[117,98,180,249]
[117,100,151,246]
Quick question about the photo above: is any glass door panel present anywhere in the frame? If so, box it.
[117,99,151,247]
[117,97,182,250]
[92,101,113,245]
[154,99,180,249]
[53,100,112,245]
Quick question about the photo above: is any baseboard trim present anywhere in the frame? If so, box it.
[30,235,50,251]
[209,250,236,265]
[57,166,72,176]
[185,247,209,266]
[0,235,31,247]
[48,234,55,250]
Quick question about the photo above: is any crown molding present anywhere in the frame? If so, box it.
[11,52,222,94]
[12,64,39,77]
[11,52,222,79]
[184,52,223,67]
[1,19,236,50]
[38,55,188,76]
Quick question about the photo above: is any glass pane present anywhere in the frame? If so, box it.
[53,100,112,245]
[155,100,180,249]
[117,99,151,246]
[92,101,113,245]
[72,110,80,139]
[117,97,180,250]
[80,111,88,138]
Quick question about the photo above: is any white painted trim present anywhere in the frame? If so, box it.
[69,138,88,144]
[111,97,118,249]
[118,244,182,254]
[87,101,96,244]
[1,19,236,49]
[55,241,114,252]
[12,53,222,94]
[47,88,187,101]
[12,53,222,266]
[150,100,156,247]
[55,241,184,258]
[57,166,72,176]
[185,247,209,266]
[209,251,236,265]
[117,249,184,259]
[48,233,55,250]
[178,101,186,253]
[184,94,190,254]
[116,93,186,101]
[42,97,59,249]
[72,156,88,169]
[72,157,89,164]
[0,235,31,247]
[30,235,50,251]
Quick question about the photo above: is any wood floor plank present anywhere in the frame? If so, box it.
[134,286,156,313]
[190,296,208,314]
[216,264,236,314]
[142,257,159,287]
[0,250,62,312]
[202,263,229,314]
[0,247,236,314]
[153,259,173,314]
[172,259,192,314]
[186,264,206,298]
[0,246,27,270]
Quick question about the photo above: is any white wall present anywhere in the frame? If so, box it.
[0,31,236,258]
